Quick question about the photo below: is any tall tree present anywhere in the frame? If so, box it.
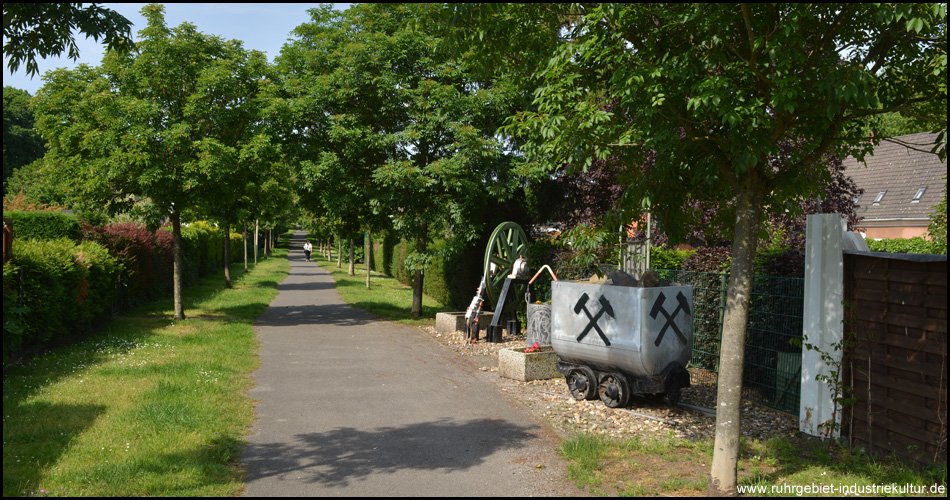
[188,45,284,288]
[277,5,391,282]
[3,3,135,77]
[2,86,46,194]
[451,3,946,495]
[32,4,282,319]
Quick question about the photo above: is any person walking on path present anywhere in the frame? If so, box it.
[241,230,580,497]
[303,240,312,262]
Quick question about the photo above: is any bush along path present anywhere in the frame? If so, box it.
[2,235,291,497]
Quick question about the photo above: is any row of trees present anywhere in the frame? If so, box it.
[21,5,293,320]
[6,3,946,496]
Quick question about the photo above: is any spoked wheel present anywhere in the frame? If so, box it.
[483,221,530,308]
[598,372,631,408]
[566,366,598,400]
[667,389,681,408]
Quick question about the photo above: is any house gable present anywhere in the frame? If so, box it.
[843,132,947,239]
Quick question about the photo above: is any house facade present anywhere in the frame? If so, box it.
[843,132,947,240]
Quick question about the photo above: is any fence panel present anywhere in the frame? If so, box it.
[843,252,947,467]
[653,269,804,414]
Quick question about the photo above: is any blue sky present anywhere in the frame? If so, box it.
[4,3,349,95]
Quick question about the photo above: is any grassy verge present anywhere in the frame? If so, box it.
[310,254,447,326]
[559,431,947,497]
[2,235,291,497]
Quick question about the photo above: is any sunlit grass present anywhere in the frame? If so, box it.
[2,236,291,497]
[558,430,947,497]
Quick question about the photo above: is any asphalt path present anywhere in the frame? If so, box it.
[241,231,581,497]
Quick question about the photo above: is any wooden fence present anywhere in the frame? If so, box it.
[842,251,948,467]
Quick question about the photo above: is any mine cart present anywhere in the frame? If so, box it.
[551,280,694,408]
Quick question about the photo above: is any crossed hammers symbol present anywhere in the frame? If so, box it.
[574,293,613,346]
[650,291,691,347]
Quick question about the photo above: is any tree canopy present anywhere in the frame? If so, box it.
[3,3,135,77]
[3,86,46,195]
[31,4,286,318]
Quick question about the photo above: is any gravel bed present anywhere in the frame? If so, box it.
[423,326,798,444]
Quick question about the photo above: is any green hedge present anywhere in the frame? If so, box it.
[5,219,249,361]
[866,236,944,254]
[371,232,481,310]
[5,210,81,242]
[4,238,121,359]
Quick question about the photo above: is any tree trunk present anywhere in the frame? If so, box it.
[337,235,343,268]
[411,223,427,318]
[708,174,763,496]
[348,238,355,276]
[171,209,186,321]
[243,221,248,273]
[223,219,232,288]
[264,229,270,258]
[254,219,259,264]
[365,231,371,290]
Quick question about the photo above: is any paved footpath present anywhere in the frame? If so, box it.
[242,231,581,497]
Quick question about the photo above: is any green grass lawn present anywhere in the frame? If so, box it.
[2,239,290,497]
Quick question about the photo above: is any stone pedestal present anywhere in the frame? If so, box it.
[498,346,560,382]
[435,311,494,334]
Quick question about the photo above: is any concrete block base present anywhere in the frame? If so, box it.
[435,311,495,334]
[498,346,560,382]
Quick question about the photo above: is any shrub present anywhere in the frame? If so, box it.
[5,210,81,242]
[682,246,732,273]
[5,238,121,359]
[757,249,805,277]
[81,222,174,310]
[650,247,695,271]
[866,236,943,254]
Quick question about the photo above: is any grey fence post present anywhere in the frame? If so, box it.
[800,214,845,438]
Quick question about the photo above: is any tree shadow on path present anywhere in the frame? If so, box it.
[242,417,539,488]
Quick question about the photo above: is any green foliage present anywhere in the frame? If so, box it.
[927,177,948,254]
[5,210,80,241]
[5,238,121,359]
[650,247,695,271]
[3,3,135,77]
[3,86,46,194]
[559,224,615,278]
[866,236,944,254]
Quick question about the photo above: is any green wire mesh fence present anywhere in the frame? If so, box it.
[653,269,804,415]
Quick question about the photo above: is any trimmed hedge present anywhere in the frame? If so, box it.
[81,222,175,310]
[5,219,253,362]
[866,236,944,254]
[4,238,121,358]
[5,210,81,242]
[371,232,481,310]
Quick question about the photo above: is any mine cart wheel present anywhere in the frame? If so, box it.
[667,389,681,408]
[566,366,598,401]
[483,221,530,308]
[598,372,631,408]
